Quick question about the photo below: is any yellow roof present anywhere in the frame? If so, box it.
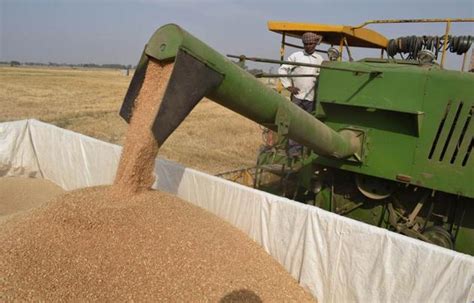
[268,21,388,49]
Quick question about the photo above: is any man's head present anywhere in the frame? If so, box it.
[302,32,322,54]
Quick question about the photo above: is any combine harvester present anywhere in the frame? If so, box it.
[2,18,473,302]
[122,18,474,255]
[224,18,474,255]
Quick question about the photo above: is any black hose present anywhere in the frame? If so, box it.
[449,35,472,55]
[386,35,472,59]
[387,39,398,57]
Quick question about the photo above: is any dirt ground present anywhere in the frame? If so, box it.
[0,66,262,174]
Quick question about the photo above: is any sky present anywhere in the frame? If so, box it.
[1,0,473,70]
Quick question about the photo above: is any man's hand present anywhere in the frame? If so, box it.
[287,86,300,95]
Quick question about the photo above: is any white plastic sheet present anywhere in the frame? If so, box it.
[0,120,41,178]
[1,119,473,302]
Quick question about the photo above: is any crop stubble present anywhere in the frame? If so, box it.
[0,59,315,302]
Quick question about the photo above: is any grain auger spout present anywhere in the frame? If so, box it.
[120,24,362,159]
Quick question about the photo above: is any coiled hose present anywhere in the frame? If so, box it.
[387,35,472,59]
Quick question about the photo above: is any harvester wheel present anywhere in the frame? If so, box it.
[355,174,395,200]
[422,226,454,250]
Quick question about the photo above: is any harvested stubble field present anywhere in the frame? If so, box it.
[0,66,262,173]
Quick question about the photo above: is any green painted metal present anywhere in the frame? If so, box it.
[316,60,474,198]
[143,24,360,159]
[310,60,474,254]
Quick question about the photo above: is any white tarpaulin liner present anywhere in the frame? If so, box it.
[1,119,473,303]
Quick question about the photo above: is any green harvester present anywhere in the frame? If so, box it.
[120,19,474,255]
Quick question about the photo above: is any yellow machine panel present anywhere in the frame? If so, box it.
[268,21,388,48]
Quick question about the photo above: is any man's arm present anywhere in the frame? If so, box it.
[278,53,300,95]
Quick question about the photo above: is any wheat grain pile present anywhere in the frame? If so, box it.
[0,177,64,223]
[0,59,315,302]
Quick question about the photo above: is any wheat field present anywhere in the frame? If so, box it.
[0,66,262,174]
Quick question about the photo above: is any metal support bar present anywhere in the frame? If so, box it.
[343,37,354,61]
[280,33,286,61]
[407,201,424,226]
[352,18,474,29]
[461,51,468,71]
[441,21,451,68]
[226,54,381,75]
[283,41,328,53]
[338,38,344,61]
[284,41,303,49]
[255,73,316,78]
[277,33,286,93]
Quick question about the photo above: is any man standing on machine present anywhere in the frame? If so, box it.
[279,32,324,158]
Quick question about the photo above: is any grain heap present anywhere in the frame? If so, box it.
[0,59,316,302]
[0,177,64,222]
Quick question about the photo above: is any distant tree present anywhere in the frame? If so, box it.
[82,63,100,68]
[10,60,21,67]
[101,63,127,69]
